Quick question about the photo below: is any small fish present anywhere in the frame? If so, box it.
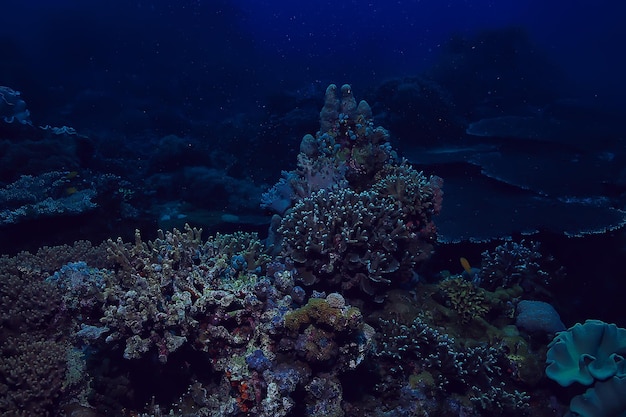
[460,257,473,275]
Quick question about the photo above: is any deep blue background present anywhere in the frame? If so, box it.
[2,0,625,128]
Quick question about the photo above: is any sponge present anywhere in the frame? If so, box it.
[568,376,626,417]
[546,319,626,387]
[516,300,565,334]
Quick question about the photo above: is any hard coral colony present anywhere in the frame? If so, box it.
[0,84,587,417]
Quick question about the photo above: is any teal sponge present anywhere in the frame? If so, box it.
[568,376,626,417]
[546,319,626,387]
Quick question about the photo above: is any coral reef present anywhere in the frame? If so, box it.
[99,225,270,362]
[373,316,531,416]
[22,224,375,416]
[0,171,97,225]
[478,240,562,293]
[266,85,442,296]
[0,170,136,228]
[0,83,575,417]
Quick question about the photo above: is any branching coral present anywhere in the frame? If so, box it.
[264,84,442,296]
[279,162,441,296]
[0,334,70,415]
[478,240,560,292]
[374,316,530,415]
[100,225,270,362]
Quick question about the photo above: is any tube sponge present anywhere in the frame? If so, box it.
[546,319,626,387]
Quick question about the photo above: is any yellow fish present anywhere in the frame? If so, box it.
[460,257,473,275]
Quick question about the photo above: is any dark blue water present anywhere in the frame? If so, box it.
[2,1,625,123]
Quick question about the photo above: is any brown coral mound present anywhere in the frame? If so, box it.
[0,251,71,416]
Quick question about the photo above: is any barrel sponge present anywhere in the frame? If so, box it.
[546,320,626,387]
[515,300,565,334]
[567,376,626,417]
